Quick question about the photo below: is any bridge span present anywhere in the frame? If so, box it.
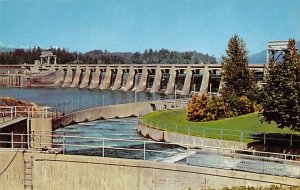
[0,63,266,95]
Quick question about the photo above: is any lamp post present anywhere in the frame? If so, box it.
[151,89,155,101]
[175,84,177,100]
[71,98,74,111]
[65,100,68,113]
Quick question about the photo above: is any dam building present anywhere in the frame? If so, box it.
[0,62,266,96]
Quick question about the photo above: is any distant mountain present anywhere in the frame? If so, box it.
[249,41,300,64]
[248,51,266,64]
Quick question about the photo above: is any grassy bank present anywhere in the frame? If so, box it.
[141,110,299,142]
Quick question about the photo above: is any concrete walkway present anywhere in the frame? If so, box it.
[0,117,26,129]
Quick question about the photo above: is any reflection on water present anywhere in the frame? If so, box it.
[0,87,157,106]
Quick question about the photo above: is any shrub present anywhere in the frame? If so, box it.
[237,96,254,115]
[187,95,231,121]
[187,95,209,121]
[187,95,261,122]
[205,96,231,121]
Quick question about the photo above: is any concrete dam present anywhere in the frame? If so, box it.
[0,63,265,95]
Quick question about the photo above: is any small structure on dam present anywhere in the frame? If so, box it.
[40,50,57,65]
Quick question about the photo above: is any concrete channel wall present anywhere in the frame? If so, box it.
[52,101,153,130]
[0,152,24,190]
[0,151,299,190]
[52,100,184,130]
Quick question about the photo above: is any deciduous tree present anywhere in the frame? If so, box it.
[261,39,300,131]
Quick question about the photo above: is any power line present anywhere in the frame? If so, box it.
[0,148,21,176]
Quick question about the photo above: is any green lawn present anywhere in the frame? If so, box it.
[141,110,299,143]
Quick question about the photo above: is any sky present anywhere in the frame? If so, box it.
[0,0,299,58]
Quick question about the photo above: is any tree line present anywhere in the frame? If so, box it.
[188,35,300,131]
[0,47,217,65]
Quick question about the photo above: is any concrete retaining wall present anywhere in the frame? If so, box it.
[30,118,53,148]
[137,124,248,150]
[0,152,24,190]
[52,102,153,130]
[0,151,298,190]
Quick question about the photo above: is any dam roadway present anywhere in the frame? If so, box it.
[0,63,266,70]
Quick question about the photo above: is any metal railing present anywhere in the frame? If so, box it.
[0,105,54,121]
[138,100,300,146]
[0,132,299,178]
[139,118,300,146]
[48,94,192,115]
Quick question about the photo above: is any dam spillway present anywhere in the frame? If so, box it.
[0,63,266,95]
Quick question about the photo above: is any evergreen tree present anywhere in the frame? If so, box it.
[221,34,257,100]
[261,39,300,131]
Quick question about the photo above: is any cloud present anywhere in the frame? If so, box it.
[0,41,60,50]
[0,40,5,47]
[19,45,33,49]
[0,40,16,48]
[50,45,59,49]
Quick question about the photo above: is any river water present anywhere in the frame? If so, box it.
[0,87,169,112]
[53,117,186,162]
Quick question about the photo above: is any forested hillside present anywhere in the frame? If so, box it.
[0,47,217,65]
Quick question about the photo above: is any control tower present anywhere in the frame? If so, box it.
[40,50,57,65]
[266,41,289,64]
